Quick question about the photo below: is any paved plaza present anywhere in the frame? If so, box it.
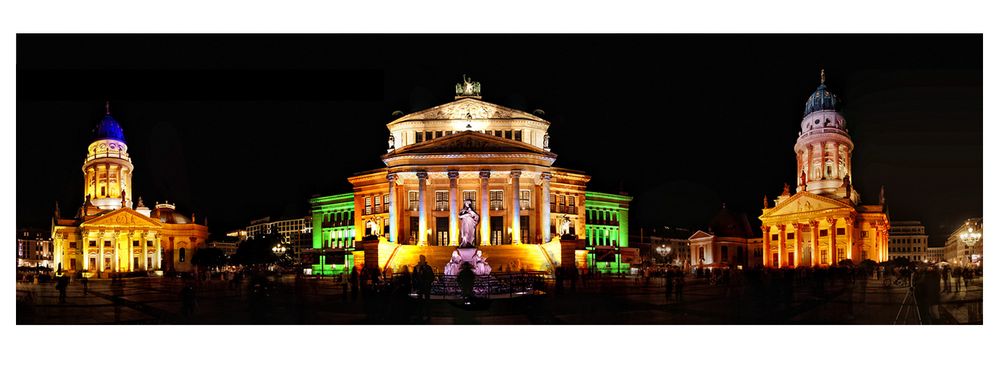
[15,274,982,325]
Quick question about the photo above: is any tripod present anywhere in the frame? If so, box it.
[893,285,922,325]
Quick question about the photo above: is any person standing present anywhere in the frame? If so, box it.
[55,274,69,304]
[80,274,89,296]
[349,266,360,302]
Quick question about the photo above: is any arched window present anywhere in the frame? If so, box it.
[179,248,186,262]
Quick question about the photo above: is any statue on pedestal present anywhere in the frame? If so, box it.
[458,199,479,248]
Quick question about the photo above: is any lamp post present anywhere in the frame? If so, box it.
[958,222,981,268]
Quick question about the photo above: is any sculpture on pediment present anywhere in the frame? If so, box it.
[782,183,790,196]
[455,74,481,97]
[543,132,550,150]
[367,219,380,237]
[843,174,851,199]
[762,195,768,209]
[387,133,395,151]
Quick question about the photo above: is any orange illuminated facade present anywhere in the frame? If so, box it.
[759,71,889,267]
[51,104,208,276]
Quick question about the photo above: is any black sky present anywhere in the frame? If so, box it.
[16,34,982,245]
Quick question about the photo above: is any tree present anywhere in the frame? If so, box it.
[191,248,225,271]
[233,234,283,267]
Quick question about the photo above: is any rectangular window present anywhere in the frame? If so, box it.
[821,250,828,262]
[550,194,556,212]
[70,242,77,249]
[771,234,778,241]
[787,232,795,240]
[567,196,577,214]
[383,194,390,210]
[837,228,845,235]
[837,248,844,258]
[462,190,476,208]
[504,130,513,139]
[104,240,111,247]
[374,195,382,214]
[558,195,566,213]
[861,231,869,238]
[519,189,531,210]
[820,230,828,237]
[132,240,139,247]
[364,196,372,215]
[435,191,448,211]
[435,131,443,139]
[415,132,423,143]
[408,191,418,211]
[89,240,97,247]
[514,130,522,142]
[147,240,153,247]
[721,246,729,261]
[494,130,502,137]
[425,131,433,141]
[489,190,504,210]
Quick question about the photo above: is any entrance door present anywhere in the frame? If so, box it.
[490,216,503,245]
[520,216,530,244]
[772,253,778,267]
[435,217,449,246]
[788,252,795,268]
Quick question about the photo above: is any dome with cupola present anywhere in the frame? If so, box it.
[803,69,840,116]
[92,102,126,142]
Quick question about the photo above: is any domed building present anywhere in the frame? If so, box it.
[51,103,208,276]
[758,71,889,267]
[310,76,634,275]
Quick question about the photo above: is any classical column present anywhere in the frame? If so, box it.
[479,170,491,246]
[805,146,812,185]
[844,215,855,262]
[827,217,838,266]
[142,233,149,270]
[793,223,803,268]
[761,225,771,267]
[128,233,134,272]
[387,173,398,243]
[416,171,428,246]
[810,220,820,267]
[154,237,162,270]
[832,142,840,178]
[448,170,459,246]
[777,224,787,268]
[511,170,522,244]
[541,172,552,243]
[98,232,105,274]
[112,231,119,272]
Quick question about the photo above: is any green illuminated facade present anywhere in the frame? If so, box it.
[584,191,632,273]
[309,193,355,275]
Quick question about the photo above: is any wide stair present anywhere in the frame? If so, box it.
[385,244,555,274]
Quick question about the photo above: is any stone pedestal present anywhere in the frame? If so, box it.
[560,238,583,269]
[361,237,379,270]
[445,247,490,276]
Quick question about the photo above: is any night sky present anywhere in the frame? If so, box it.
[16,34,982,245]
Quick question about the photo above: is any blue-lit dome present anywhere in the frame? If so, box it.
[804,70,840,116]
[92,114,126,142]
[804,83,840,116]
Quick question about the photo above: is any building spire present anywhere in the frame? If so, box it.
[820,68,826,84]
[105,100,111,115]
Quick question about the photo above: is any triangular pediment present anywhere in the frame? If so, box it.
[388,98,548,125]
[81,208,163,229]
[386,130,554,156]
[688,230,715,240]
[763,192,853,218]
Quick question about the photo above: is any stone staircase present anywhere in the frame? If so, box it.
[384,244,555,274]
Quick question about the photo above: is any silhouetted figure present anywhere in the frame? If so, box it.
[55,275,69,304]
[349,267,359,302]
[554,267,564,294]
[568,266,578,292]
[665,270,674,303]
[457,262,476,301]
[180,284,197,318]
[80,274,89,296]
[674,273,684,301]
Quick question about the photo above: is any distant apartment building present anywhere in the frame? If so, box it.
[888,221,929,263]
[17,228,52,268]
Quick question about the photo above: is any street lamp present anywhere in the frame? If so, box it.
[959,222,982,267]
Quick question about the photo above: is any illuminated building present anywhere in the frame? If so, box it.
[51,104,208,276]
[312,77,631,274]
[244,216,313,261]
[927,247,945,264]
[688,205,763,268]
[888,221,929,262]
[944,218,983,267]
[759,71,890,267]
[17,228,52,268]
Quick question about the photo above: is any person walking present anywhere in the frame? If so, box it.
[674,272,684,302]
[664,269,674,304]
[81,274,89,296]
[349,266,359,302]
[55,274,69,304]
